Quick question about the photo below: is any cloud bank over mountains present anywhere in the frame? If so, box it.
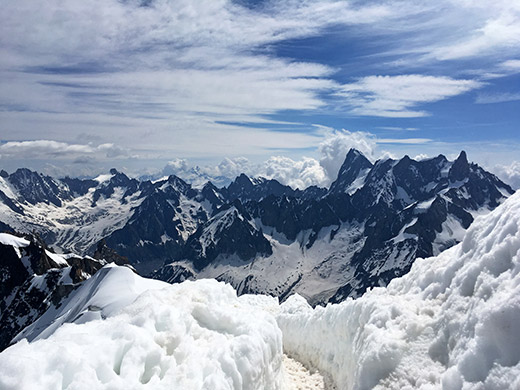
[1,0,519,173]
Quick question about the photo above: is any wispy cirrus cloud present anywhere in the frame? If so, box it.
[0,140,128,159]
[0,0,519,175]
[337,75,483,118]
[476,92,520,104]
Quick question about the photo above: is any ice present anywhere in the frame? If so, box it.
[277,190,520,390]
[2,266,284,390]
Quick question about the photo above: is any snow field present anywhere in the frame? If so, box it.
[277,191,520,390]
[0,269,284,390]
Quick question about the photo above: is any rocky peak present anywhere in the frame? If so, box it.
[226,174,296,202]
[449,150,470,181]
[329,149,373,194]
[93,239,129,266]
[166,175,191,195]
[8,168,69,207]
[92,169,140,206]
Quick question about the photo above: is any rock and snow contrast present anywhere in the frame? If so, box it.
[1,190,519,389]
[277,190,520,390]
[1,267,285,390]
[0,151,514,304]
[0,232,125,351]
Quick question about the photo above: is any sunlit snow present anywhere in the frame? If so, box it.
[1,191,519,389]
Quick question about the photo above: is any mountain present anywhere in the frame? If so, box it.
[0,150,514,304]
[0,232,128,351]
[328,148,373,195]
[1,190,519,389]
[155,150,514,304]
[277,188,520,390]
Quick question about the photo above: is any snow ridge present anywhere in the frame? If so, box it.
[277,190,520,389]
[1,268,284,390]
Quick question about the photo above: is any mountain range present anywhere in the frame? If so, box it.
[0,150,514,305]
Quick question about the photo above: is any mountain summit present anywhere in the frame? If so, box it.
[0,150,514,304]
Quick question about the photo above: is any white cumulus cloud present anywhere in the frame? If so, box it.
[318,130,377,182]
[491,161,520,190]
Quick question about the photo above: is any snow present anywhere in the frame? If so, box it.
[198,206,251,255]
[345,168,370,195]
[0,233,29,249]
[2,266,284,390]
[93,173,114,183]
[171,195,206,241]
[44,249,69,266]
[395,185,413,205]
[283,355,334,390]
[0,233,30,258]
[0,185,144,255]
[0,177,17,199]
[432,215,466,255]
[277,190,520,390]
[391,217,418,243]
[415,197,435,212]
[197,222,366,305]
[2,191,520,390]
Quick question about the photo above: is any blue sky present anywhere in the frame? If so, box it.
[0,0,519,187]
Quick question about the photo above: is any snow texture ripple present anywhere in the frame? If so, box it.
[0,267,283,390]
[277,190,520,390]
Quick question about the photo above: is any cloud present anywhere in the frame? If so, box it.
[212,157,251,179]
[0,140,128,159]
[152,130,382,189]
[500,59,520,71]
[475,92,520,104]
[337,75,483,117]
[377,126,419,131]
[429,3,520,61]
[0,140,93,157]
[318,130,378,182]
[259,156,328,189]
[377,138,432,144]
[491,161,520,190]
[161,158,190,177]
[413,154,430,161]
[1,0,519,174]
[159,157,253,188]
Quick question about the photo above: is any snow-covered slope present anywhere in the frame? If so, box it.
[1,151,515,305]
[0,266,284,390]
[277,190,520,390]
[0,169,144,254]
[1,190,519,389]
[0,232,111,351]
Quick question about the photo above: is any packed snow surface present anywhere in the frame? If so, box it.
[1,266,284,390]
[277,190,520,390]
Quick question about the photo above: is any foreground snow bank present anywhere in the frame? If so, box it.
[278,191,520,390]
[0,267,283,390]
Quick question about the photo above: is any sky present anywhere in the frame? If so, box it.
[0,0,519,188]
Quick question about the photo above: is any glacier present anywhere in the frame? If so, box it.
[0,190,519,389]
